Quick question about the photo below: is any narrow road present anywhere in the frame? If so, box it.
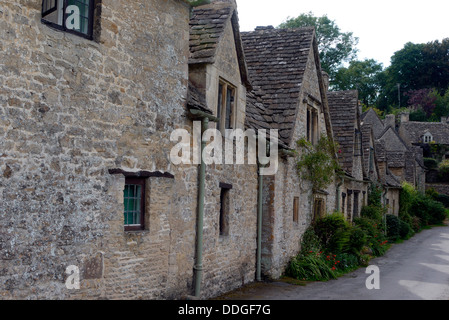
[219,224,449,300]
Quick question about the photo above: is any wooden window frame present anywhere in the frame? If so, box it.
[217,79,236,133]
[41,0,95,40]
[124,177,146,232]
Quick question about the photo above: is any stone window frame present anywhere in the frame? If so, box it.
[41,0,96,40]
[306,104,320,145]
[216,78,237,135]
[108,169,175,233]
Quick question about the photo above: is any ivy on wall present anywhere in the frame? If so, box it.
[296,135,341,191]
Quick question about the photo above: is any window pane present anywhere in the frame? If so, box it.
[217,83,223,131]
[66,0,91,35]
[124,184,142,226]
[225,87,233,129]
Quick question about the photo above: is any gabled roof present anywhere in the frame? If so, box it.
[361,108,385,139]
[377,126,409,153]
[189,1,251,88]
[400,121,449,145]
[241,26,319,146]
[327,90,359,175]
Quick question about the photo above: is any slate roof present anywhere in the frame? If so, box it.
[187,81,212,114]
[400,121,449,145]
[241,26,316,146]
[327,90,359,175]
[189,1,251,88]
[361,108,385,139]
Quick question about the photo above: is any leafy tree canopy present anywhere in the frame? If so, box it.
[333,59,384,107]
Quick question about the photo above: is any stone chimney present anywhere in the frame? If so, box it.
[385,114,396,128]
[321,71,329,92]
[400,112,410,123]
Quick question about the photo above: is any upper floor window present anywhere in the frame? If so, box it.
[306,106,319,145]
[422,132,433,144]
[217,80,236,133]
[42,0,95,39]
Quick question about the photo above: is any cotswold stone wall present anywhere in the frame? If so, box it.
[0,0,193,299]
[0,0,258,300]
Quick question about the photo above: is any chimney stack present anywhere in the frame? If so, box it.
[400,112,410,123]
[385,114,396,129]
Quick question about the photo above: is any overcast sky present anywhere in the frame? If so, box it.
[235,0,449,68]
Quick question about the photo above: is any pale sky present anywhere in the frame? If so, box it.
[236,0,449,68]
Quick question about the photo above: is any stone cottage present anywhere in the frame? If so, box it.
[327,90,370,221]
[0,0,262,300]
[361,109,426,192]
[242,26,338,279]
[398,113,449,195]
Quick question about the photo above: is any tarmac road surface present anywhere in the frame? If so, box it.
[217,224,449,300]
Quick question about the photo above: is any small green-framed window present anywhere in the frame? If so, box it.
[124,177,146,231]
[41,0,95,39]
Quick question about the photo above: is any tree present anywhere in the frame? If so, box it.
[279,12,359,80]
[333,59,384,106]
[376,39,449,111]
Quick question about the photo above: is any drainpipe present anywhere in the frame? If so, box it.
[336,176,344,213]
[194,116,208,298]
[256,163,263,282]
[189,109,218,299]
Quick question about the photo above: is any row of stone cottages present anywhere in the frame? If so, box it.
[0,0,425,299]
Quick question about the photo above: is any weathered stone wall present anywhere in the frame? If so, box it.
[426,183,449,196]
[0,0,196,299]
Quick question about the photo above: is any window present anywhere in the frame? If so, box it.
[306,106,319,145]
[41,0,95,39]
[313,198,324,221]
[422,132,433,144]
[219,182,232,236]
[124,177,146,231]
[293,197,299,223]
[217,80,236,133]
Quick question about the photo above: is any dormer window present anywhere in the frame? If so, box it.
[217,79,236,133]
[422,132,433,144]
[41,0,95,39]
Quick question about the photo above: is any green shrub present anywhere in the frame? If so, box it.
[361,205,383,223]
[286,252,336,281]
[411,193,447,226]
[300,226,323,253]
[399,219,413,239]
[424,158,438,169]
[438,159,449,174]
[313,212,351,253]
[348,227,367,253]
[353,217,388,257]
[436,194,449,208]
[386,215,400,241]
